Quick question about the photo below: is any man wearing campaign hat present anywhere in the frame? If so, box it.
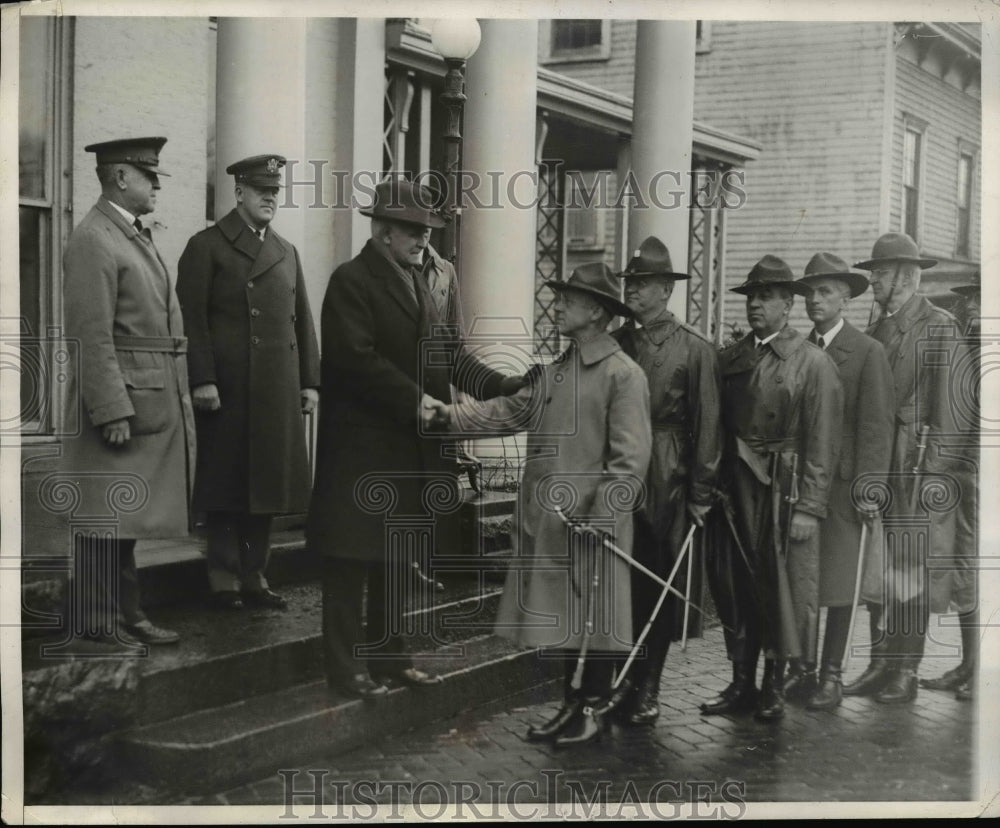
[445,262,652,747]
[787,253,894,710]
[602,236,722,726]
[919,271,981,702]
[308,178,529,700]
[700,255,843,722]
[850,232,969,703]
[61,137,193,647]
[176,155,320,613]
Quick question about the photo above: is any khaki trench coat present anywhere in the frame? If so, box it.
[452,334,652,652]
[61,197,195,539]
[176,209,320,514]
[867,293,967,612]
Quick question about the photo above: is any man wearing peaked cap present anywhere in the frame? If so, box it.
[60,136,192,648]
[307,177,529,701]
[700,255,843,722]
[849,232,969,704]
[787,253,894,711]
[445,261,652,747]
[176,154,320,613]
[603,237,722,726]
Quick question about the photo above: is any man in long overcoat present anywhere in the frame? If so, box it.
[792,253,894,710]
[701,256,842,722]
[447,262,652,748]
[307,179,526,700]
[62,137,194,647]
[177,155,320,611]
[610,236,722,726]
[852,233,967,704]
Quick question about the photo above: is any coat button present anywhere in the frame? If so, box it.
[654,359,663,367]
[251,336,260,345]
[251,308,261,317]
[554,373,564,383]
[248,282,254,289]
[291,314,297,322]
[775,376,783,383]
[546,397,552,405]
[290,341,297,350]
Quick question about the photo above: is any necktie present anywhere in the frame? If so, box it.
[133,218,143,232]
[817,335,826,349]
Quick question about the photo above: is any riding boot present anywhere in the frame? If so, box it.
[553,697,607,749]
[920,610,977,691]
[527,659,581,741]
[625,639,669,726]
[875,656,917,704]
[755,659,786,721]
[806,662,843,711]
[843,605,892,697]
[700,660,758,715]
[784,659,818,704]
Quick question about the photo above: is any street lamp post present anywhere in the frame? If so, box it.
[430,18,481,265]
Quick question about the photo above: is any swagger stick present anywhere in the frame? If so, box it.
[570,528,602,691]
[681,528,696,651]
[843,520,870,674]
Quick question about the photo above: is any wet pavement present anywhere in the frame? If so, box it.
[172,613,988,818]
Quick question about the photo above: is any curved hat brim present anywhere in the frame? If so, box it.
[618,269,692,281]
[359,207,446,229]
[796,272,871,298]
[730,280,813,298]
[951,285,980,297]
[544,280,633,318]
[853,255,937,270]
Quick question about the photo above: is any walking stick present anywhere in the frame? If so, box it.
[570,524,602,691]
[843,519,870,673]
[908,425,930,515]
[681,527,696,651]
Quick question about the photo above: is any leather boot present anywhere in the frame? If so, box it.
[526,696,581,742]
[843,608,892,696]
[553,699,606,749]
[875,658,918,704]
[626,674,661,726]
[598,675,637,722]
[700,661,758,715]
[784,660,818,704]
[806,664,843,711]
[755,659,785,721]
[920,614,976,691]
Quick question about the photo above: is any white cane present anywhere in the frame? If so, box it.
[843,520,870,674]
[681,529,696,651]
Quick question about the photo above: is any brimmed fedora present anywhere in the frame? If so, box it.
[731,255,812,297]
[546,262,632,318]
[854,232,937,270]
[360,179,446,229]
[618,236,691,280]
[951,270,980,297]
[796,252,871,298]
[84,137,170,176]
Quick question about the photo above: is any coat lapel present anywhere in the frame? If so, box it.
[95,197,171,304]
[360,241,420,322]
[824,322,856,367]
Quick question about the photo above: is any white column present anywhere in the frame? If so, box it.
[215,18,307,258]
[630,21,696,318]
[460,19,538,354]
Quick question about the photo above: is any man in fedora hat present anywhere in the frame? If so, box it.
[308,178,528,700]
[602,236,722,726]
[700,255,842,721]
[919,271,980,702]
[177,155,320,613]
[852,232,968,703]
[61,137,192,647]
[788,253,894,711]
[445,262,652,748]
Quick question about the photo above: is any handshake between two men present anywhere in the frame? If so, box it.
[419,370,534,432]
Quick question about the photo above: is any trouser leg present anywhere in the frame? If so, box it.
[239,513,274,592]
[364,559,413,678]
[321,557,368,684]
[72,534,144,634]
[205,511,242,593]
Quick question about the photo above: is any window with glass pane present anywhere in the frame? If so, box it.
[956,153,973,259]
[19,16,56,430]
[552,20,603,52]
[903,128,921,240]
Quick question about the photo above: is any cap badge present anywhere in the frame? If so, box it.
[266,157,280,173]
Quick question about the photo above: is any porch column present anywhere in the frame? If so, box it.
[459,19,538,354]
[215,18,307,258]
[629,20,696,317]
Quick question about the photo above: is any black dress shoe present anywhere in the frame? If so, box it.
[125,620,180,645]
[700,683,757,716]
[526,698,581,742]
[842,659,892,696]
[210,591,244,611]
[392,668,443,687]
[242,588,288,610]
[783,663,818,704]
[81,629,142,648]
[875,668,917,704]
[553,702,606,749]
[919,663,972,692]
[334,673,389,700]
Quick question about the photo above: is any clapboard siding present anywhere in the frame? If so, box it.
[889,49,982,265]
[694,21,889,333]
[538,19,637,97]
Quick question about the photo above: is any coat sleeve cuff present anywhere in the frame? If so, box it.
[88,397,135,428]
[795,498,827,520]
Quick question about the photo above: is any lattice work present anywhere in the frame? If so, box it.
[383,68,397,174]
[687,167,727,343]
[534,165,563,356]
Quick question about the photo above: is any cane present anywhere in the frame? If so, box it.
[842,519,870,674]
[681,528,696,651]
[570,524,602,691]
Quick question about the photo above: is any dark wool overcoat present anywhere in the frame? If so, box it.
[176,209,320,514]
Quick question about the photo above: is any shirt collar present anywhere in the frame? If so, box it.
[813,317,845,347]
[754,330,781,348]
[107,200,138,226]
[576,332,622,366]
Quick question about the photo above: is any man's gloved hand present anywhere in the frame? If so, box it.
[420,393,450,430]
[102,418,131,447]
[300,388,319,415]
[687,501,712,527]
[499,374,530,396]
[789,510,819,542]
[193,383,222,412]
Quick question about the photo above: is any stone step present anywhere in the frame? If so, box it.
[115,635,560,796]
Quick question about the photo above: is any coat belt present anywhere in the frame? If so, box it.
[113,334,188,354]
[742,435,798,453]
[651,423,690,434]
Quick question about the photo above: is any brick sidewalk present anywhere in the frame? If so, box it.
[182,614,983,816]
